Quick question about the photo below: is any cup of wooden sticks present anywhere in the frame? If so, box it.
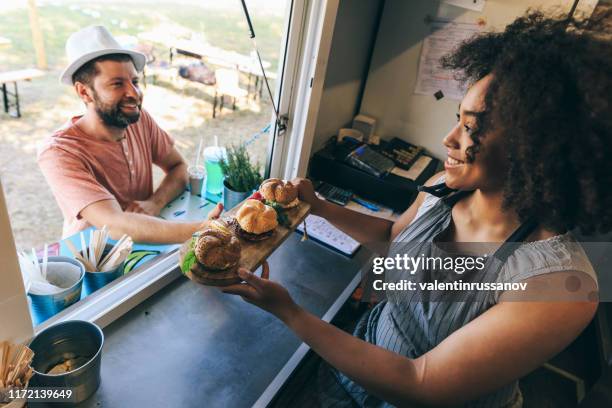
[64,227,133,295]
[0,341,34,408]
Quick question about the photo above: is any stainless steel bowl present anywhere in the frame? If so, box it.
[29,320,104,404]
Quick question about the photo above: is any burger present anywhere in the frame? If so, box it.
[259,178,299,209]
[182,221,242,278]
[234,199,278,241]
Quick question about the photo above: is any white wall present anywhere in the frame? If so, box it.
[0,179,33,343]
[359,0,598,160]
[311,0,385,154]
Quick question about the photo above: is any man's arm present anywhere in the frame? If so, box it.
[82,199,222,244]
[126,147,189,215]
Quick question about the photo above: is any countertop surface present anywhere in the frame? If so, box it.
[76,233,369,408]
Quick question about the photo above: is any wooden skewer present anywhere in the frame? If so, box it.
[102,245,131,271]
[65,240,95,271]
[65,240,83,261]
[89,230,95,269]
[101,239,132,271]
[100,226,109,265]
[101,226,109,258]
[99,235,128,269]
[92,230,98,268]
[96,229,103,266]
[1,342,34,388]
[0,340,8,383]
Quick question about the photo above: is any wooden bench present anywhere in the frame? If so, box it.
[0,68,45,118]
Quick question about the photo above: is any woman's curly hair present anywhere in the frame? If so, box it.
[441,9,612,235]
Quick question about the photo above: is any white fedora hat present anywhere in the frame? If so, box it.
[59,25,146,85]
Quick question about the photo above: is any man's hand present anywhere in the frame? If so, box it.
[221,264,301,323]
[291,178,325,216]
[197,203,224,230]
[125,199,163,216]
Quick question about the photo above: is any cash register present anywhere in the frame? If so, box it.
[308,137,440,211]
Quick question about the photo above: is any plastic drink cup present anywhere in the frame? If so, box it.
[203,146,226,196]
[188,165,206,196]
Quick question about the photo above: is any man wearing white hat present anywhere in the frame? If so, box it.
[38,26,221,244]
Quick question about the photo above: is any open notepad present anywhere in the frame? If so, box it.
[297,214,361,256]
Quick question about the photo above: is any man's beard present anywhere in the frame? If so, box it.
[92,91,141,129]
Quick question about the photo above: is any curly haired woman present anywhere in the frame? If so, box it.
[222,10,611,407]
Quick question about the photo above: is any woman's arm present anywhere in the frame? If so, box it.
[293,171,444,244]
[223,269,597,406]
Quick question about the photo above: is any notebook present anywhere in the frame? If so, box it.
[296,214,361,256]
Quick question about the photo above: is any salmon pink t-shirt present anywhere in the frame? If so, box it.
[37,109,174,238]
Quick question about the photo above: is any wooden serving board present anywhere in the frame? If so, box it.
[179,201,311,286]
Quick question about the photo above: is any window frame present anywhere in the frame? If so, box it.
[29,0,339,333]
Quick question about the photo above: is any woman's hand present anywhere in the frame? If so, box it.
[291,178,325,216]
[221,263,301,323]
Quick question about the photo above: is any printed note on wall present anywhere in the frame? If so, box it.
[442,0,486,12]
[414,21,483,101]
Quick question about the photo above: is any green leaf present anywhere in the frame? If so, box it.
[220,144,262,192]
[266,200,290,227]
[182,237,197,274]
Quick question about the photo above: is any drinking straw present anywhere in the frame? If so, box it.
[80,232,88,264]
[195,137,204,168]
[31,248,40,275]
[42,243,48,280]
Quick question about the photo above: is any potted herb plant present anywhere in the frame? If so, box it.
[219,144,263,210]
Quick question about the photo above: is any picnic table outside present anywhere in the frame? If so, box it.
[170,39,276,101]
[0,68,46,118]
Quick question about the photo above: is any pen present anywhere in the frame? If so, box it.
[352,197,379,212]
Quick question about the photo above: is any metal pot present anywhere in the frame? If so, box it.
[223,179,252,211]
[29,320,104,404]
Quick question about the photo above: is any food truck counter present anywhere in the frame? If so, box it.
[73,233,369,408]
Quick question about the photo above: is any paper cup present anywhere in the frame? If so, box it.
[28,257,84,325]
[80,244,126,296]
[188,165,206,196]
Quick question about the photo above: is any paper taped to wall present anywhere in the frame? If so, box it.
[442,0,486,12]
[414,20,483,101]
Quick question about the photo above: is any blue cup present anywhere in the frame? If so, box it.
[81,244,126,296]
[28,257,85,325]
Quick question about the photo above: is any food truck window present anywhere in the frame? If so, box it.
[0,0,311,330]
